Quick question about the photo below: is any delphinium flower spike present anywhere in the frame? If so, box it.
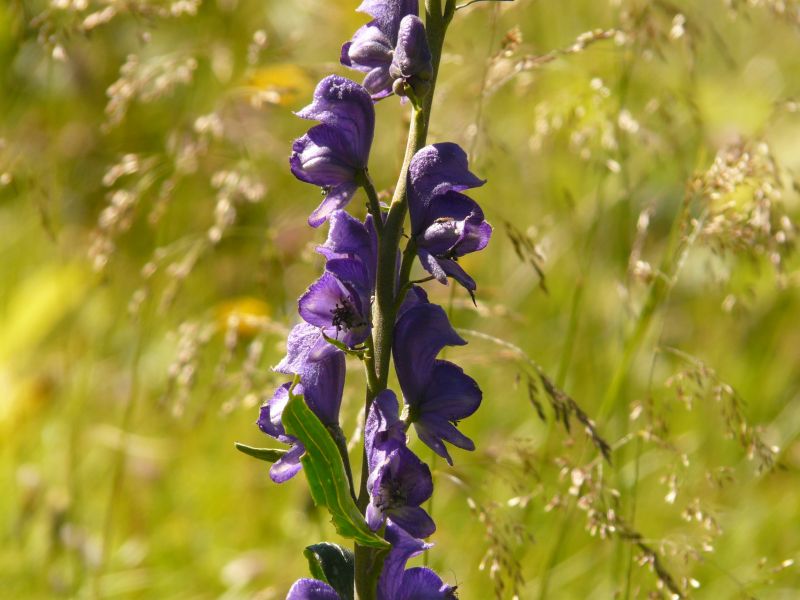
[244,1,492,598]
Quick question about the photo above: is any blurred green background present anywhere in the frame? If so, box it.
[2,0,800,598]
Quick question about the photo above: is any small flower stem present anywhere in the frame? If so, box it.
[354,4,454,599]
[358,170,385,235]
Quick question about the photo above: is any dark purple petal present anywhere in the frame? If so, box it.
[393,303,465,402]
[378,523,432,600]
[417,249,448,285]
[308,183,359,228]
[415,415,475,465]
[301,351,346,427]
[389,16,432,83]
[387,505,436,540]
[407,143,486,232]
[423,360,482,422]
[270,442,305,483]
[438,259,477,293]
[397,567,458,600]
[286,578,340,600]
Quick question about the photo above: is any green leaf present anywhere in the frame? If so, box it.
[282,393,389,550]
[304,542,355,600]
[234,442,287,463]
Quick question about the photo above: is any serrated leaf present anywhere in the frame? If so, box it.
[282,393,389,550]
[304,542,355,600]
[234,442,287,463]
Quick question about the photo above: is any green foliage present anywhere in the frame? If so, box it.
[234,442,287,463]
[282,391,389,550]
[304,542,355,600]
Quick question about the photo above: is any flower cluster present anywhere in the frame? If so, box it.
[251,1,492,598]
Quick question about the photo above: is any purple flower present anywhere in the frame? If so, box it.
[407,143,490,295]
[258,324,346,483]
[390,16,433,100]
[379,523,458,600]
[291,75,375,227]
[298,258,372,349]
[365,391,435,539]
[392,302,481,465]
[286,578,340,600]
[275,323,347,422]
[341,1,421,99]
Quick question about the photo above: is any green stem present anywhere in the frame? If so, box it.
[358,170,385,234]
[354,3,454,598]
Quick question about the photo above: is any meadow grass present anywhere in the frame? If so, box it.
[2,1,800,598]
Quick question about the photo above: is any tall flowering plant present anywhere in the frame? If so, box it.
[238,2,492,598]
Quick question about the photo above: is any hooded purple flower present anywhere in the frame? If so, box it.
[341,1,431,100]
[392,302,481,465]
[275,323,347,415]
[407,143,491,295]
[298,258,372,350]
[258,324,346,483]
[378,523,458,600]
[365,391,435,539]
[291,75,375,227]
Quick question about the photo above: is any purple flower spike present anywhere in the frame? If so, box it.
[291,76,375,227]
[341,1,419,99]
[298,258,372,350]
[390,16,433,99]
[393,303,482,465]
[286,578,340,600]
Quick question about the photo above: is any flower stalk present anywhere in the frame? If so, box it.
[246,1,489,598]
